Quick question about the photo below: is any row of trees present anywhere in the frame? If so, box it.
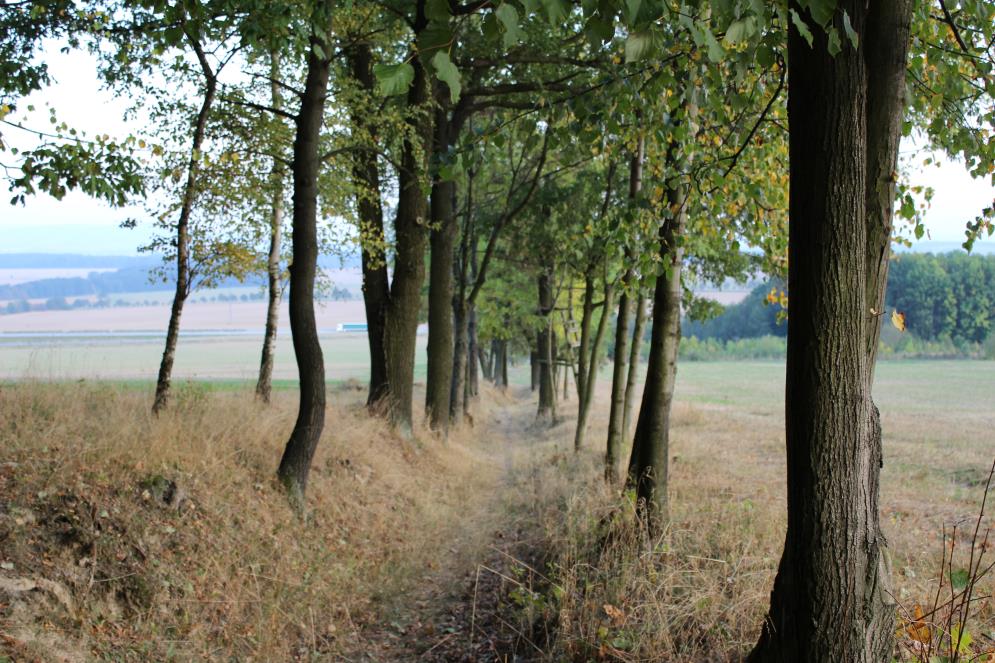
[5,0,995,660]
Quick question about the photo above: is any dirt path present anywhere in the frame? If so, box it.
[348,390,556,662]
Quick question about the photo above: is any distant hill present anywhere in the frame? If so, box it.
[0,252,362,302]
[0,253,158,269]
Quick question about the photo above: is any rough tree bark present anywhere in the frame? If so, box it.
[605,135,644,481]
[383,4,432,437]
[347,42,390,409]
[626,175,686,529]
[425,97,458,432]
[276,20,334,505]
[151,34,217,415]
[255,51,285,404]
[747,2,910,660]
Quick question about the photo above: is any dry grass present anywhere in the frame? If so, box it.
[520,377,995,662]
[0,380,506,661]
[1,362,993,662]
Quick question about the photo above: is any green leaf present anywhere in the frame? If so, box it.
[373,62,415,97]
[827,25,841,56]
[789,9,814,48]
[950,624,973,653]
[495,4,523,48]
[625,0,642,23]
[703,26,725,62]
[842,10,858,48]
[540,0,569,25]
[584,16,614,46]
[624,31,653,62]
[723,16,757,47]
[801,0,835,26]
[431,50,461,103]
[950,567,970,590]
[425,0,451,21]
[418,22,453,56]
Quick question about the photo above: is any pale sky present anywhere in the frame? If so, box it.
[2,45,993,255]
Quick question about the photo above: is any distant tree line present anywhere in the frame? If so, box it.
[685,253,995,351]
[887,253,995,344]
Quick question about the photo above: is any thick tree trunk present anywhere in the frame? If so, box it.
[256,52,285,404]
[384,18,431,438]
[606,136,644,481]
[276,28,333,506]
[152,63,217,416]
[425,98,459,432]
[748,3,908,660]
[627,180,685,529]
[622,289,645,443]
[347,43,390,409]
[536,270,556,421]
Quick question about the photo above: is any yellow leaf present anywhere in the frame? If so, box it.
[603,603,625,627]
[891,310,906,332]
[899,603,931,644]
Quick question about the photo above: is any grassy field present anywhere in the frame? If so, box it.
[0,332,427,383]
[0,360,992,661]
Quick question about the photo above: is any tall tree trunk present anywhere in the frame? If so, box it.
[536,270,556,421]
[500,339,508,388]
[466,305,479,398]
[622,289,646,443]
[276,25,333,506]
[450,298,468,416]
[152,46,217,415]
[347,43,390,409]
[384,9,431,438]
[256,51,285,404]
[530,349,539,391]
[627,178,686,529]
[865,0,912,373]
[453,176,478,420]
[606,135,644,481]
[748,3,909,660]
[575,281,613,451]
[574,277,594,403]
[425,96,460,432]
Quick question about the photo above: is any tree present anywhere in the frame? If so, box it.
[275,1,337,505]
[748,2,913,660]
[1,3,143,210]
[255,51,289,404]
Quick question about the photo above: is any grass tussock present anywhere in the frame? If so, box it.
[0,380,500,662]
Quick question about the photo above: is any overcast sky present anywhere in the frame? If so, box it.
[2,46,993,255]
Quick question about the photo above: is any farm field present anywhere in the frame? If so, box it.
[0,298,367,332]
